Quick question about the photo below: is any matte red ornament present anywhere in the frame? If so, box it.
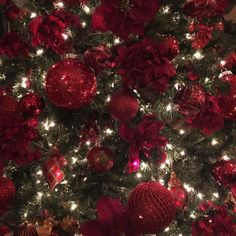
[42,158,65,190]
[174,84,206,117]
[108,88,139,122]
[218,71,236,120]
[46,59,96,109]
[87,146,114,172]
[212,160,236,187]
[0,177,16,205]
[127,182,176,234]
[14,223,38,236]
[0,95,18,114]
[19,93,44,117]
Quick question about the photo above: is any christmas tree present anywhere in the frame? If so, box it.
[0,0,236,235]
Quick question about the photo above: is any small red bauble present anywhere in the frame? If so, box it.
[87,147,114,172]
[108,88,139,122]
[46,59,96,109]
[14,224,38,236]
[127,182,176,234]
[212,160,236,187]
[174,84,206,117]
[0,177,16,206]
[19,93,44,116]
[0,95,18,114]
[218,71,236,120]
[164,36,180,60]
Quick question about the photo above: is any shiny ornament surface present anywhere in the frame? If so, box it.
[108,88,139,122]
[46,59,96,109]
[212,160,236,187]
[174,84,206,117]
[127,182,176,234]
[87,146,114,172]
[0,177,16,206]
[14,224,38,236]
[19,93,44,116]
[0,95,18,114]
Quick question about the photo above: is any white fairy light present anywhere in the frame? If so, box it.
[24,212,28,218]
[197,192,203,200]
[54,1,64,8]
[162,6,170,14]
[21,77,29,88]
[105,128,113,135]
[180,150,185,156]
[71,202,78,211]
[30,12,37,18]
[114,38,121,44]
[36,49,44,56]
[43,119,55,131]
[136,173,142,179]
[86,141,91,146]
[211,138,218,146]
[185,33,192,40]
[82,5,91,14]
[174,83,182,90]
[160,163,166,169]
[204,77,210,83]
[37,192,43,199]
[159,179,165,185]
[193,50,205,60]
[62,33,69,40]
[164,227,170,232]
[82,21,87,28]
[61,180,68,184]
[36,180,41,184]
[184,183,194,192]
[213,192,219,198]
[222,155,230,160]
[166,144,173,150]
[83,177,87,182]
[36,170,43,176]
[72,157,77,164]
[220,60,226,66]
[179,129,185,135]
[190,212,196,219]
[166,104,172,111]
[106,96,111,102]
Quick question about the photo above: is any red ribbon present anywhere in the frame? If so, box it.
[119,115,167,173]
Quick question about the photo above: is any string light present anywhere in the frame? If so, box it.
[82,5,91,14]
[184,183,195,192]
[162,6,170,14]
[136,173,142,179]
[197,193,203,200]
[24,212,28,218]
[164,227,170,232]
[166,144,173,150]
[36,170,43,176]
[82,21,87,28]
[36,49,44,56]
[222,155,230,160]
[114,38,121,44]
[72,157,77,164]
[30,12,37,18]
[180,150,185,156]
[193,50,205,60]
[42,119,55,131]
[86,141,91,146]
[105,128,113,135]
[220,60,226,66]
[54,1,64,8]
[190,212,197,219]
[185,33,192,40]
[159,179,165,185]
[62,33,69,40]
[166,104,172,111]
[71,202,78,211]
[179,129,185,135]
[211,138,218,146]
[21,77,29,88]
[213,192,219,198]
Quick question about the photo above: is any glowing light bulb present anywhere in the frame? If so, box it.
[136,173,142,179]
[197,193,203,200]
[179,129,185,135]
[71,202,78,211]
[211,138,218,146]
[114,38,121,44]
[54,1,64,8]
[82,5,91,14]
[222,155,230,160]
[193,50,205,60]
[36,49,44,56]
[166,104,172,111]
[220,60,226,66]
[180,150,185,156]
[30,12,37,18]
[213,192,219,198]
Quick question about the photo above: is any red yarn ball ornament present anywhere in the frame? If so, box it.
[14,224,38,236]
[127,182,176,234]
[46,59,96,109]
[86,146,114,172]
[0,177,16,209]
[0,95,18,114]
[218,71,236,120]
[108,88,139,122]
[174,84,206,117]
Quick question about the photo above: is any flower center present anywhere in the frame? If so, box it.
[120,0,134,15]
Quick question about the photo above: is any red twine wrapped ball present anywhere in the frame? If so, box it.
[0,95,18,114]
[46,59,96,109]
[108,88,139,122]
[218,71,236,120]
[0,177,16,210]
[87,147,114,172]
[14,223,38,236]
[174,84,206,117]
[127,182,176,234]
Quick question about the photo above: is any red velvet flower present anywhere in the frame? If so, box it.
[84,45,115,75]
[91,0,160,39]
[0,32,29,58]
[182,0,228,20]
[192,204,236,236]
[116,38,176,95]
[187,95,224,136]
[119,115,168,173]
[191,24,213,49]
[29,9,81,55]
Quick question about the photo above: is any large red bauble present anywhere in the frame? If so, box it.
[127,182,176,234]
[211,160,236,187]
[86,146,114,172]
[108,88,139,122]
[0,177,16,208]
[174,84,206,117]
[46,59,96,109]
[0,95,18,114]
[218,72,236,120]
[14,224,38,236]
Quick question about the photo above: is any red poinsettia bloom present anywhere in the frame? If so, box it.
[29,9,81,55]
[187,95,224,136]
[0,32,29,58]
[116,38,176,95]
[182,0,228,20]
[91,0,160,39]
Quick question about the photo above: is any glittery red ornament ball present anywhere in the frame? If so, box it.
[127,182,176,234]
[108,88,139,122]
[46,59,96,109]
[19,93,44,116]
[0,95,18,114]
[0,177,16,206]
[174,84,206,117]
[165,36,180,60]
[218,72,236,120]
[212,160,236,187]
[14,224,38,236]
[86,146,114,172]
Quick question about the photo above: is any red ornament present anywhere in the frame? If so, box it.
[212,160,236,188]
[19,93,44,117]
[46,59,96,109]
[86,147,114,172]
[14,223,38,236]
[168,172,187,210]
[0,177,16,213]
[174,84,206,117]
[42,157,65,190]
[218,71,236,120]
[0,95,18,114]
[127,182,176,234]
[108,88,139,122]
[0,226,10,235]
[161,36,180,60]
